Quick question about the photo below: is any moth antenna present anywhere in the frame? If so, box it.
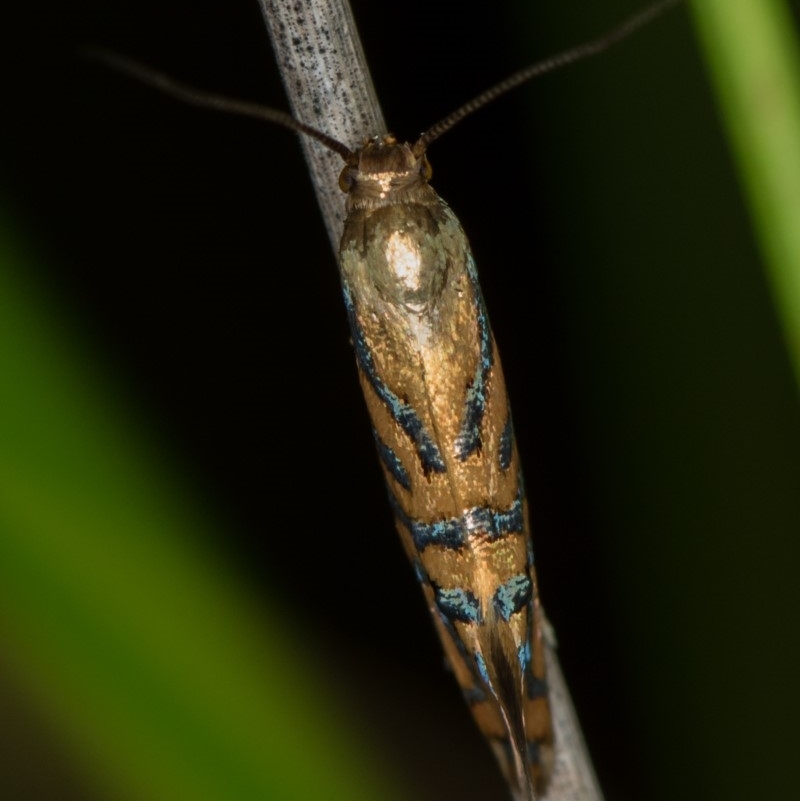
[84,48,355,162]
[415,0,681,154]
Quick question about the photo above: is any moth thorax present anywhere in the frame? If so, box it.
[340,134,432,211]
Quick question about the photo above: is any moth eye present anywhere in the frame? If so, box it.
[339,167,355,193]
[421,156,433,181]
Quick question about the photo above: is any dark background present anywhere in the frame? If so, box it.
[2,2,799,800]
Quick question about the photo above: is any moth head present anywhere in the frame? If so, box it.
[338,134,433,204]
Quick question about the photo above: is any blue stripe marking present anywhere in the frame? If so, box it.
[475,652,490,686]
[527,740,542,767]
[464,684,488,705]
[387,490,465,550]
[411,557,428,586]
[435,586,482,624]
[527,675,549,700]
[372,427,411,490]
[499,412,514,471]
[434,605,488,705]
[494,495,524,536]
[455,252,494,460]
[517,640,532,674]
[493,574,532,622]
[387,486,524,552]
[342,281,446,475]
[522,592,548,700]
[497,739,543,771]
[412,518,465,550]
[462,505,494,536]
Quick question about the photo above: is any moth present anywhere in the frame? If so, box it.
[337,132,553,798]
[95,2,680,798]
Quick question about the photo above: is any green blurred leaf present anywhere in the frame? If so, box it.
[690,0,800,388]
[0,219,404,801]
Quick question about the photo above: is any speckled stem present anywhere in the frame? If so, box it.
[258,0,385,248]
[258,3,605,800]
[541,620,606,801]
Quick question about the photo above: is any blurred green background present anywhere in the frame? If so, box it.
[1,2,799,801]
